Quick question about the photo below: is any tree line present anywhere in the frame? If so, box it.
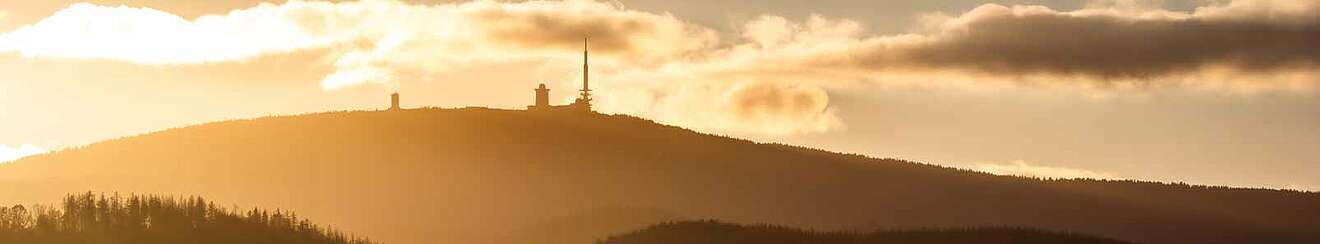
[0,192,375,244]
[598,220,1134,244]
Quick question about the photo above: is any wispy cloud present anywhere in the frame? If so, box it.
[973,160,1116,179]
[0,144,47,163]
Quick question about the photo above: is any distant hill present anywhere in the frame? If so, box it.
[1,108,1318,244]
[600,220,1133,244]
[0,193,374,244]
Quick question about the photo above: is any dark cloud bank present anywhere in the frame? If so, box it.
[826,2,1320,79]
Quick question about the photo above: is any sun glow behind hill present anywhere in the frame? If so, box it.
[0,144,46,163]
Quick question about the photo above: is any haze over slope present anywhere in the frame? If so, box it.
[1,108,1318,244]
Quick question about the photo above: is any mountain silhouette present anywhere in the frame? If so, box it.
[1,108,1318,244]
[600,220,1133,244]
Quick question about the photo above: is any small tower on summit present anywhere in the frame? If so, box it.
[389,93,400,111]
[525,37,596,114]
[534,83,550,108]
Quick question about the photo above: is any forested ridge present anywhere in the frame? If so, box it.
[600,220,1135,244]
[1,108,1317,244]
[0,193,374,244]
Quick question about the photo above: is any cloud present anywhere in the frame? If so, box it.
[815,0,1320,80]
[1,0,1315,136]
[0,144,47,163]
[728,82,835,128]
[973,160,1116,179]
[597,79,842,136]
[0,2,334,64]
[44,0,1307,84]
[0,0,715,85]
[631,1,1318,92]
[0,0,834,136]
[310,0,716,89]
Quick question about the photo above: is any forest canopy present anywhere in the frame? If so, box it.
[0,192,375,244]
[599,220,1134,244]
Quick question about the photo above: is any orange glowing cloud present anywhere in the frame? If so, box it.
[0,0,714,87]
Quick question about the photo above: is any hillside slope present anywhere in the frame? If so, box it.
[2,108,1318,244]
[600,220,1133,244]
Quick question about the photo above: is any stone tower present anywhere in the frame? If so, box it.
[390,93,400,110]
[534,84,550,108]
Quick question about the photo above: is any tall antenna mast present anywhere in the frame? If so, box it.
[580,37,591,100]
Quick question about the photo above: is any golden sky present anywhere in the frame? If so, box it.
[1,0,1318,191]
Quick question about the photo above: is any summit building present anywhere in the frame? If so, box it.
[527,38,593,114]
